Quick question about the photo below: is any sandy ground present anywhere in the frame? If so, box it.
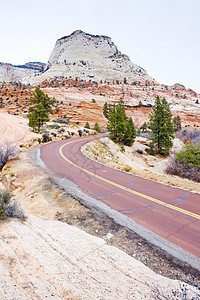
[0,112,38,146]
[82,137,200,194]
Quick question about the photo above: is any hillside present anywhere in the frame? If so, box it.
[0,62,45,83]
[41,30,153,82]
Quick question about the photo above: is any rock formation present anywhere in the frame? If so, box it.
[43,30,153,82]
[0,62,45,83]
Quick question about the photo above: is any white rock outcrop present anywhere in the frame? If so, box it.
[0,63,44,83]
[43,30,153,81]
[0,216,199,299]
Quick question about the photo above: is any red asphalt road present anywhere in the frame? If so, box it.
[41,135,200,259]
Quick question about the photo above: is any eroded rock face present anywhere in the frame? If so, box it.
[0,62,44,83]
[44,30,153,81]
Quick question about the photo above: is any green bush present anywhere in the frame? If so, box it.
[123,166,132,172]
[176,142,200,168]
[120,145,125,153]
[0,189,25,219]
[166,142,200,182]
[42,133,50,143]
[84,122,90,129]
[0,190,12,219]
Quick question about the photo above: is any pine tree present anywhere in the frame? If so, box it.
[107,103,136,146]
[123,117,136,146]
[173,115,181,131]
[140,122,147,133]
[123,118,136,147]
[28,86,55,132]
[93,122,101,133]
[107,104,127,143]
[103,102,109,119]
[84,122,90,129]
[149,96,174,155]
[30,86,55,113]
[0,97,3,108]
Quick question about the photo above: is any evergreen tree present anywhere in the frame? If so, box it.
[0,97,3,108]
[84,122,90,129]
[30,86,55,113]
[107,103,136,146]
[103,102,109,119]
[107,104,127,143]
[93,122,101,133]
[140,122,147,133]
[148,96,174,155]
[173,115,181,131]
[123,117,136,146]
[28,86,55,132]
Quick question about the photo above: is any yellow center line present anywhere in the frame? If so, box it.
[59,140,200,220]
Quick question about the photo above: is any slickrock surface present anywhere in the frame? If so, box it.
[42,30,153,82]
[0,216,198,299]
[0,112,38,145]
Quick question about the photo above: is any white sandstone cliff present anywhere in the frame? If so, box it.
[42,30,153,81]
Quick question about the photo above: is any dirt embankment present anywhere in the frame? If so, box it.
[82,137,200,194]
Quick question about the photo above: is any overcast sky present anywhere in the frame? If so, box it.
[0,0,199,92]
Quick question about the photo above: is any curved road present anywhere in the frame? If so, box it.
[41,135,200,260]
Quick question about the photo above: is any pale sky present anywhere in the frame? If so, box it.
[0,0,199,93]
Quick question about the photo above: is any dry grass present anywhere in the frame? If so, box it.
[82,139,200,194]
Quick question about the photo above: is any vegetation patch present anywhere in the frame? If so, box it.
[0,189,25,220]
[166,142,200,182]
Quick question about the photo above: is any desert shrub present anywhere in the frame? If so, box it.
[5,200,25,219]
[151,281,200,299]
[0,189,12,218]
[57,118,69,124]
[179,130,200,144]
[166,159,200,182]
[145,145,155,156]
[136,128,141,136]
[176,142,200,167]
[120,145,125,153]
[0,143,18,170]
[49,124,60,129]
[78,129,83,137]
[123,166,132,172]
[58,128,65,134]
[136,149,143,154]
[166,143,200,182]
[42,133,50,143]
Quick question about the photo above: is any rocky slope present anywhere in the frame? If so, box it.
[0,62,45,83]
[0,216,199,299]
[41,30,154,82]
